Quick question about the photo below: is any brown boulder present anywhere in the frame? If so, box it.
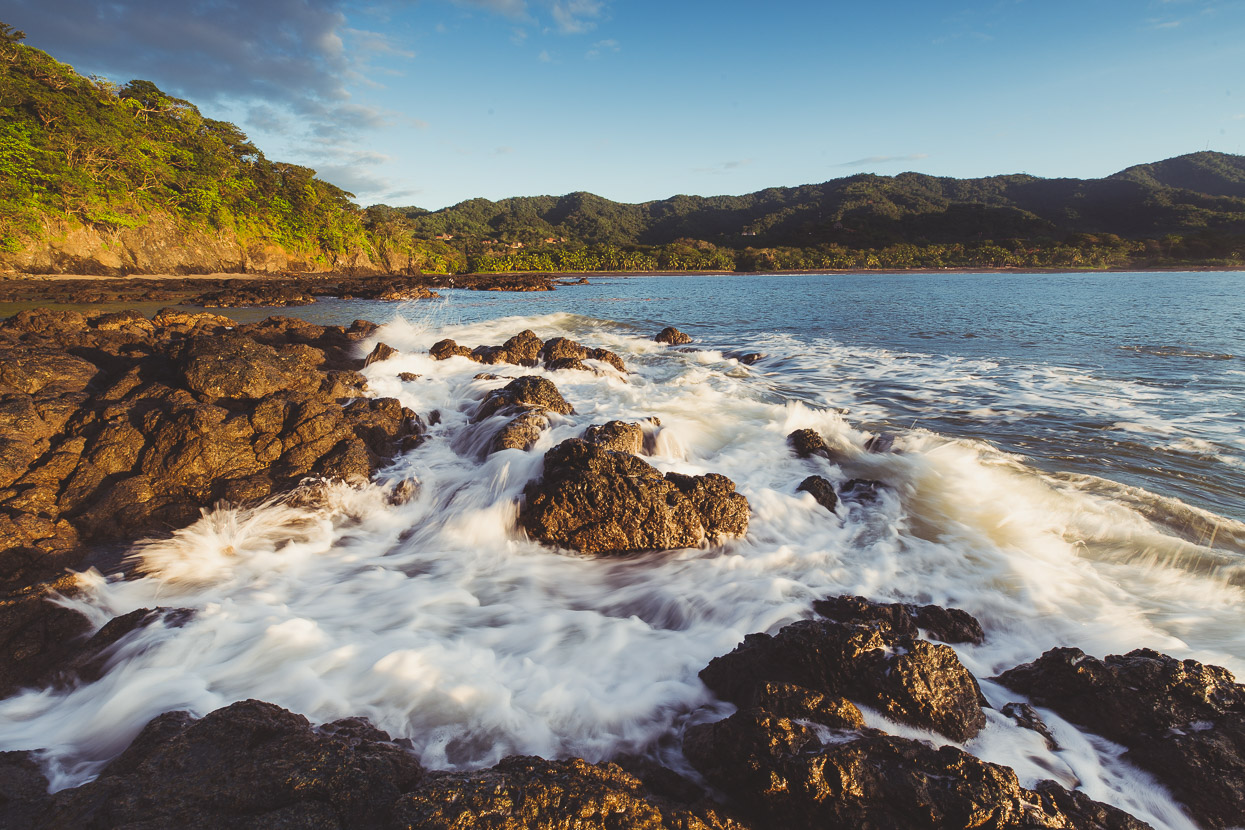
[699,617,986,742]
[796,475,837,512]
[582,420,644,454]
[999,647,1245,828]
[814,594,986,645]
[520,439,749,555]
[474,375,574,421]
[656,326,692,345]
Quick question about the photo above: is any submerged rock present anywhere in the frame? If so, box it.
[796,475,838,512]
[786,428,832,460]
[489,410,549,454]
[813,594,986,645]
[429,331,628,373]
[699,617,987,742]
[998,646,1245,828]
[520,438,749,555]
[656,326,692,345]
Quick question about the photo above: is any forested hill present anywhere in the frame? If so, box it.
[0,21,1241,276]
[391,151,1245,271]
[0,25,451,276]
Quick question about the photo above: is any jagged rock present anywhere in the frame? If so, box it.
[398,372,420,382]
[489,411,549,454]
[545,356,590,372]
[364,342,398,366]
[786,428,831,459]
[583,420,644,454]
[474,375,574,421]
[429,338,476,361]
[392,755,746,830]
[744,681,865,729]
[473,329,543,366]
[38,700,424,830]
[796,475,837,512]
[683,710,1150,830]
[540,336,587,363]
[999,647,1245,828]
[656,326,692,345]
[520,438,749,555]
[699,617,986,742]
[813,594,986,645]
[1002,702,1059,750]
[0,310,423,695]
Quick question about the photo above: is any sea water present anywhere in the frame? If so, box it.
[1,271,1241,830]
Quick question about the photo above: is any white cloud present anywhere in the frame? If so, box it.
[836,153,931,167]
[585,38,619,58]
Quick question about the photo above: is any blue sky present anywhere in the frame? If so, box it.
[7,1,1243,208]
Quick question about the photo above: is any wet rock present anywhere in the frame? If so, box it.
[796,475,837,512]
[1001,702,1059,750]
[0,576,90,699]
[40,699,424,829]
[193,284,315,307]
[0,751,52,829]
[865,433,896,453]
[0,310,422,693]
[489,411,549,454]
[724,351,764,365]
[699,617,987,742]
[475,375,574,421]
[521,438,749,555]
[545,356,590,372]
[429,338,476,361]
[813,594,986,645]
[363,341,398,366]
[999,646,1245,828]
[839,478,883,503]
[585,347,627,373]
[745,681,865,729]
[656,326,693,345]
[540,336,587,364]
[786,428,831,459]
[392,755,746,830]
[582,420,644,454]
[683,710,1150,830]
[473,329,544,366]
[397,372,420,382]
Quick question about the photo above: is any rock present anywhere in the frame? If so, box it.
[0,310,422,693]
[40,700,424,829]
[489,411,549,454]
[683,710,1150,830]
[699,617,987,742]
[398,372,420,382]
[545,356,590,372]
[865,433,896,453]
[656,326,693,345]
[998,647,1245,828]
[786,428,831,459]
[744,681,865,729]
[582,420,644,454]
[724,351,764,365]
[540,336,587,364]
[1001,702,1059,750]
[521,438,749,555]
[473,329,543,366]
[392,755,745,830]
[474,375,574,421]
[796,475,837,512]
[839,478,883,503]
[0,751,53,829]
[429,338,476,361]
[363,341,398,366]
[812,594,986,645]
[585,347,627,373]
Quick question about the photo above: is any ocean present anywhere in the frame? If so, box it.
[2,270,1242,829]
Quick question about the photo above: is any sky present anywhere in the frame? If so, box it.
[5,0,1243,209]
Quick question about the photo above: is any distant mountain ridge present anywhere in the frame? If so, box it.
[396,151,1245,252]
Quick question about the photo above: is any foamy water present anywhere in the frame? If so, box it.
[2,301,1242,830]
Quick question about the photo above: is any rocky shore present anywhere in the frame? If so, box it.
[0,271,561,308]
[1,320,1242,829]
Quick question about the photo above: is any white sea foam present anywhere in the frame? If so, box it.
[0,311,1240,829]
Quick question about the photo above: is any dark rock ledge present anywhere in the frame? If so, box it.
[2,598,1181,830]
[0,308,424,698]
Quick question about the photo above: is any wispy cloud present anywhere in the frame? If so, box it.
[694,159,754,174]
[585,38,619,59]
[836,153,930,167]
[550,0,607,34]
[537,49,552,62]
